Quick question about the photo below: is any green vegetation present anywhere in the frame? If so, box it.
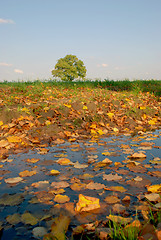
[0,79,161,96]
[51,54,87,81]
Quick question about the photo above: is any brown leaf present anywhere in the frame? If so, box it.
[54,194,70,203]
[19,170,37,177]
[51,181,70,189]
[86,182,105,190]
[103,173,122,181]
[104,195,120,204]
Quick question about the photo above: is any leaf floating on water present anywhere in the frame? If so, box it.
[75,194,100,212]
[73,161,88,169]
[49,169,60,175]
[129,152,146,159]
[133,176,143,182]
[26,158,40,163]
[54,194,70,203]
[105,186,127,193]
[51,181,70,189]
[6,213,21,225]
[70,182,86,191]
[21,212,38,226]
[5,177,23,184]
[86,182,105,190]
[104,195,120,204]
[19,170,37,177]
[103,173,122,181]
[31,180,49,188]
[0,193,24,206]
[57,158,73,165]
[47,215,70,240]
[147,184,161,193]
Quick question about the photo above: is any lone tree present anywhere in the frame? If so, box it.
[52,54,87,81]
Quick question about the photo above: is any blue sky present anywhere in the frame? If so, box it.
[0,0,161,81]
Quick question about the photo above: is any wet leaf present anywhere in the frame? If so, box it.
[129,152,146,159]
[0,139,8,147]
[31,180,50,188]
[107,214,131,224]
[105,186,127,193]
[51,181,70,189]
[54,194,70,203]
[57,158,73,165]
[26,158,40,163]
[75,194,100,212]
[70,182,86,191]
[49,215,70,240]
[6,213,21,225]
[145,193,160,202]
[0,193,24,206]
[32,227,48,238]
[104,195,120,204]
[21,212,38,225]
[19,170,37,177]
[147,184,161,193]
[103,173,122,181]
[73,161,88,169]
[49,169,60,175]
[5,177,23,184]
[86,182,105,190]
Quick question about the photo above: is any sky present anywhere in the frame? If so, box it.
[0,0,161,81]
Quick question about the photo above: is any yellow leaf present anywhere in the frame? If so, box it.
[107,112,114,119]
[147,184,161,193]
[90,123,97,129]
[54,194,70,203]
[7,136,22,143]
[83,105,88,110]
[50,215,70,240]
[97,129,104,135]
[91,129,97,135]
[64,104,71,108]
[45,120,51,126]
[107,214,131,224]
[19,170,37,177]
[148,118,157,125]
[57,158,73,165]
[50,169,60,175]
[0,121,3,126]
[75,194,100,212]
[140,106,146,110]
[113,127,119,132]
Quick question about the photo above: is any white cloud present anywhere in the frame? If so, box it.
[0,18,15,24]
[14,69,24,74]
[97,63,108,68]
[0,62,12,67]
[102,63,108,67]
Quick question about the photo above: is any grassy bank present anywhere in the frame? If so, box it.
[0,79,161,150]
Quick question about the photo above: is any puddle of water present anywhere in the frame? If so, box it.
[0,130,161,239]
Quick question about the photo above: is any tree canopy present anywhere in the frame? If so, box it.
[52,55,87,81]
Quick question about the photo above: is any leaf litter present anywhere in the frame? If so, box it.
[0,105,161,239]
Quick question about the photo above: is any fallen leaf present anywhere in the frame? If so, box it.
[105,186,127,193]
[51,181,70,189]
[21,212,38,225]
[57,158,73,165]
[147,184,161,193]
[49,169,60,175]
[19,170,37,177]
[107,214,131,224]
[26,158,40,163]
[31,180,49,188]
[32,227,47,239]
[70,182,86,191]
[75,194,100,212]
[103,173,122,181]
[54,194,70,203]
[7,136,22,143]
[129,152,146,159]
[104,195,120,204]
[86,182,105,190]
[46,215,70,240]
[6,213,21,225]
[145,193,160,202]
[73,161,88,169]
[0,139,8,147]
[5,177,23,184]
[0,193,24,206]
